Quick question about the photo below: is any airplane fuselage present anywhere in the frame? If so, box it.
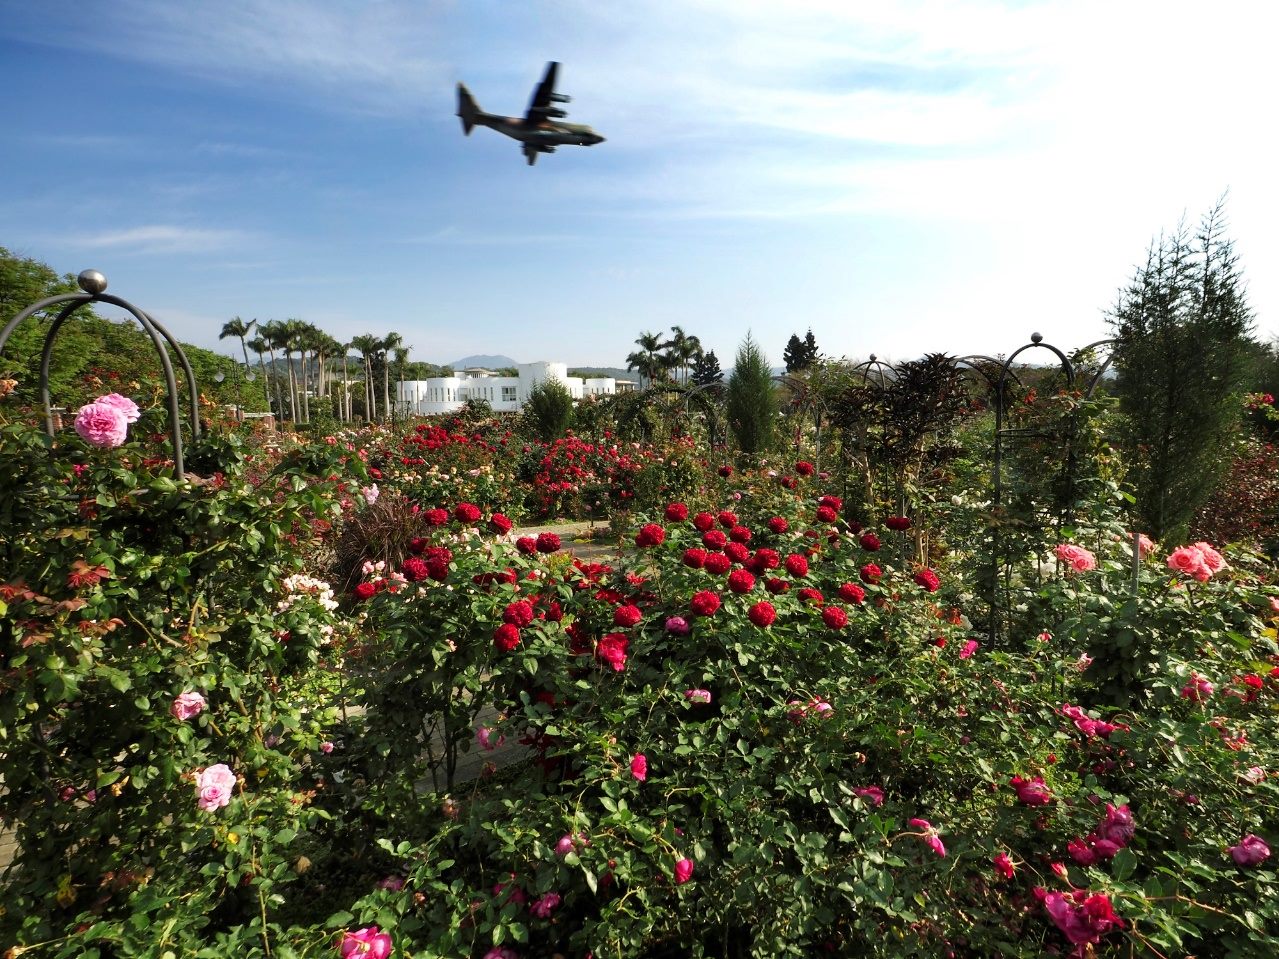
[475,112,604,147]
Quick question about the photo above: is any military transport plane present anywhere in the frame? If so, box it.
[457,61,605,166]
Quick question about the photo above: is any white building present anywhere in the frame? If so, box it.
[397,361,617,416]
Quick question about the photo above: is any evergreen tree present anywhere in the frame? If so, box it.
[523,377,575,442]
[802,328,819,367]
[726,333,776,454]
[691,350,724,386]
[783,333,806,373]
[1110,200,1254,542]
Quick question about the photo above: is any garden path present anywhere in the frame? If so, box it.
[0,520,624,875]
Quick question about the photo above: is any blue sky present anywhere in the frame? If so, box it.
[3,0,1276,369]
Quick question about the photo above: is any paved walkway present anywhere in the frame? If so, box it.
[0,521,622,877]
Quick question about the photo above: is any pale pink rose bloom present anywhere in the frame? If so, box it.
[1240,766,1266,785]
[74,401,129,449]
[96,393,141,423]
[1229,834,1271,867]
[362,484,380,505]
[683,688,712,704]
[1135,533,1156,558]
[170,691,206,721]
[1054,543,1097,573]
[320,741,335,754]
[1166,545,1212,582]
[1191,542,1226,574]
[196,763,236,812]
[339,925,392,959]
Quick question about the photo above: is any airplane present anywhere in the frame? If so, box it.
[457,61,605,166]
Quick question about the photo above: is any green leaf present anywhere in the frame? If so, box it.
[1112,847,1137,882]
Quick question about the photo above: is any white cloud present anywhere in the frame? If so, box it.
[64,225,251,254]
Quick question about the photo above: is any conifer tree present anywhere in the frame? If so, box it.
[726,333,777,454]
[783,334,806,373]
[691,350,724,386]
[1110,200,1254,542]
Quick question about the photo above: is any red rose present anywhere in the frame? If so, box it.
[729,525,753,544]
[913,568,941,592]
[753,548,780,570]
[692,512,716,532]
[423,507,449,527]
[493,623,521,652]
[682,548,707,569]
[516,536,537,555]
[717,511,738,529]
[504,600,535,627]
[819,495,842,510]
[798,587,824,606]
[408,537,429,555]
[815,505,837,523]
[748,601,776,627]
[822,605,849,629]
[703,553,732,575]
[401,557,430,582]
[727,569,756,593]
[490,513,513,534]
[718,465,733,477]
[665,502,689,522]
[886,515,911,531]
[613,604,643,627]
[838,582,866,604]
[859,532,881,551]
[795,460,814,476]
[860,563,882,584]
[596,633,629,671]
[635,523,666,548]
[353,582,377,601]
[767,516,789,534]
[766,577,790,594]
[724,542,750,564]
[784,554,809,577]
[690,590,722,617]
[536,532,561,554]
[454,502,482,524]
[702,530,728,550]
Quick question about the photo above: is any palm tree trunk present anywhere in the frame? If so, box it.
[285,349,299,423]
[342,354,351,422]
[268,347,285,419]
[382,357,391,423]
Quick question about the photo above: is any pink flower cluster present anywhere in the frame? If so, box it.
[1008,775,1053,807]
[1054,543,1097,573]
[1066,803,1135,866]
[170,690,206,721]
[1229,834,1271,867]
[1043,889,1125,947]
[1166,542,1226,582]
[1061,704,1127,739]
[74,393,140,449]
[908,818,946,857]
[338,926,392,958]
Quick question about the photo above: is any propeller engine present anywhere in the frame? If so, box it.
[549,92,572,103]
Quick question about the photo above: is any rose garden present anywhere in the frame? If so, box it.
[2,255,1279,958]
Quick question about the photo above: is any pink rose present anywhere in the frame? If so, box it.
[74,401,129,449]
[1009,775,1053,807]
[1180,673,1214,702]
[195,763,236,812]
[993,852,1015,879]
[853,785,884,806]
[96,392,141,423]
[476,726,504,752]
[674,857,694,884]
[684,688,712,704]
[529,892,562,918]
[1166,545,1212,582]
[483,949,520,959]
[630,753,648,782]
[170,690,206,721]
[958,639,979,660]
[1054,543,1097,573]
[1044,890,1125,946]
[339,926,392,959]
[1229,834,1271,867]
[1094,804,1135,847]
[320,741,335,754]
[1192,541,1226,574]
[908,818,946,857]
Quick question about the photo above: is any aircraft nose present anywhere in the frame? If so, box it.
[592,134,606,144]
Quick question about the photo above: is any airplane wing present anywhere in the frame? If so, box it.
[523,61,562,124]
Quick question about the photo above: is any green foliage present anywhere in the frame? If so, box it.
[783,328,819,373]
[522,377,575,442]
[1110,201,1254,542]
[691,350,724,386]
[726,332,777,455]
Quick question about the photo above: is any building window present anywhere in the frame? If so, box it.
[502,386,517,402]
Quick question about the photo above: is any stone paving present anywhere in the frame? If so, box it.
[0,521,623,877]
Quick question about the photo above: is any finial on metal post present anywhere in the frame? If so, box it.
[1030,332,1043,344]
[868,353,877,362]
[77,270,108,295]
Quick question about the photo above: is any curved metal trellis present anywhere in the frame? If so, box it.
[0,269,201,479]
[773,372,832,474]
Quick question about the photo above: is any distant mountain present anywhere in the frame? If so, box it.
[451,354,518,369]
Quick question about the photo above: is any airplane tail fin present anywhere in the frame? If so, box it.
[457,83,480,135]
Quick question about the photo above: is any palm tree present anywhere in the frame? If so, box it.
[247,334,272,415]
[350,334,382,422]
[394,344,411,417]
[339,340,353,422]
[219,316,256,370]
[313,332,343,419]
[278,318,310,424]
[626,331,667,389]
[259,320,289,421]
[664,325,703,385]
[380,331,403,422]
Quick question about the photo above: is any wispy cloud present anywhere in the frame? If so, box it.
[62,225,252,254]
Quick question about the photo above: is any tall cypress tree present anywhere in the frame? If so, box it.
[726,333,777,454]
[1110,201,1253,541]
